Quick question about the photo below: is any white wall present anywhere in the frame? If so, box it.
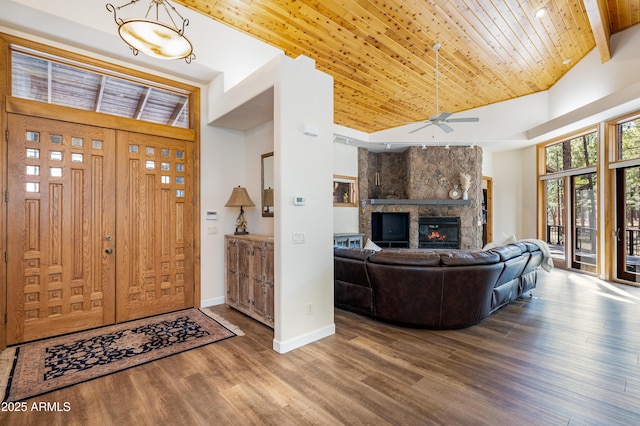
[333,143,359,234]
[200,126,245,306]
[245,121,275,236]
[273,56,335,352]
[491,146,537,241]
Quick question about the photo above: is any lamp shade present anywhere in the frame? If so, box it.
[263,187,274,206]
[225,186,255,207]
[118,19,194,60]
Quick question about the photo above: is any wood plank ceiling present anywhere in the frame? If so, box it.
[176,0,640,133]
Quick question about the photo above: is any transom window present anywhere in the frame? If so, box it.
[617,117,640,161]
[11,49,189,129]
[545,132,597,173]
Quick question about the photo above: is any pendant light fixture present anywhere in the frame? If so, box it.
[106,0,195,63]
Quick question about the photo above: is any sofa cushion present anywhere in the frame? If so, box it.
[334,247,371,261]
[440,250,500,266]
[368,251,442,266]
[521,241,541,253]
[489,244,523,261]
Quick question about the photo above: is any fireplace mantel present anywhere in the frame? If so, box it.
[368,199,472,206]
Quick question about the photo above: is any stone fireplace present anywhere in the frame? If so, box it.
[358,145,483,249]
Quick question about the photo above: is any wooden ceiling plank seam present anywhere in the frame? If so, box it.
[190,0,524,125]
[288,0,524,120]
[468,0,554,87]
[174,0,636,133]
[351,0,499,114]
[292,2,468,121]
[400,0,516,100]
[497,0,562,89]
[250,0,441,100]
[303,0,445,95]
[551,0,597,53]
[439,1,537,97]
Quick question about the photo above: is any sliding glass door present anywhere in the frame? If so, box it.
[571,173,597,272]
[545,178,565,262]
[541,131,598,272]
[616,165,640,282]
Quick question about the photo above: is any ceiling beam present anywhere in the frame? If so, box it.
[583,0,612,63]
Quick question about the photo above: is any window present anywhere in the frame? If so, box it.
[11,49,189,128]
[540,130,598,272]
[545,133,597,173]
[618,117,640,161]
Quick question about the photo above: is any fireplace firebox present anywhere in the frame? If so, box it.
[419,217,460,249]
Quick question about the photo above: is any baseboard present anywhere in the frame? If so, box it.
[200,296,225,308]
[272,323,336,354]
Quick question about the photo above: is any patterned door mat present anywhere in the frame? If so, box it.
[3,308,237,402]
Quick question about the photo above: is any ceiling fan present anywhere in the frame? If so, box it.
[410,43,479,134]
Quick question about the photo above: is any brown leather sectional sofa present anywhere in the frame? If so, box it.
[334,242,543,329]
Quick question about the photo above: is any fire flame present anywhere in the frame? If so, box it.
[428,231,447,241]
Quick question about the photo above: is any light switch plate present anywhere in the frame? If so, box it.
[292,232,305,244]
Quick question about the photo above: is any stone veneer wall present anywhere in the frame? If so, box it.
[358,146,483,249]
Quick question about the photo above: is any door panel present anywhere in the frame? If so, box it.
[616,166,640,283]
[7,114,116,344]
[115,131,194,322]
[571,172,597,273]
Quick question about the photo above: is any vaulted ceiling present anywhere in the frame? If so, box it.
[176,0,640,133]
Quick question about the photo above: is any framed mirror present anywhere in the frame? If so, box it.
[333,175,358,206]
[262,152,274,217]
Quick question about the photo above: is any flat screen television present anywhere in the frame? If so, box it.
[371,212,410,247]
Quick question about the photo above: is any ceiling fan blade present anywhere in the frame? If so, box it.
[438,122,454,133]
[446,117,480,123]
[409,122,433,134]
[429,111,452,121]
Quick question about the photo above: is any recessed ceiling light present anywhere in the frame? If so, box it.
[535,7,547,19]
[563,58,571,65]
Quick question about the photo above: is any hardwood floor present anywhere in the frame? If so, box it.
[2,268,640,425]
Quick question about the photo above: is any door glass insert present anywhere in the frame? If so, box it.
[545,178,565,260]
[26,131,39,142]
[572,172,597,271]
[617,165,640,282]
[50,135,62,144]
[26,148,39,158]
[25,182,39,192]
[50,151,62,161]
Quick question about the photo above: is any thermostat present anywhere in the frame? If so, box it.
[293,196,306,206]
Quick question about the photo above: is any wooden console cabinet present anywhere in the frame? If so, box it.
[225,234,274,328]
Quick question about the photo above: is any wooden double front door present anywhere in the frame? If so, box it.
[6,114,194,345]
